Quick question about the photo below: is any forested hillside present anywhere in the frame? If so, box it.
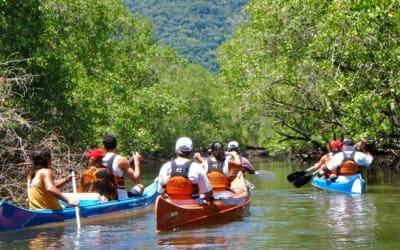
[124,0,248,73]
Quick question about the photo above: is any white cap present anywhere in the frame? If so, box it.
[227,141,239,150]
[175,137,193,153]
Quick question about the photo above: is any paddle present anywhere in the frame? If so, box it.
[287,166,316,183]
[292,169,319,188]
[69,169,81,231]
[254,170,275,182]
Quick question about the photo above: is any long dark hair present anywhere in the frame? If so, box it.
[210,142,225,161]
[28,148,52,181]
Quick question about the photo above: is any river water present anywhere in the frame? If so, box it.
[1,159,400,249]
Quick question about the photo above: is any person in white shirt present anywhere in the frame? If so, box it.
[157,137,213,201]
[102,134,143,200]
[326,138,373,180]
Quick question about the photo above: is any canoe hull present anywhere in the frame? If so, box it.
[0,181,158,232]
[311,174,366,195]
[155,172,251,232]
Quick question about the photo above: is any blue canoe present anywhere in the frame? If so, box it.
[0,181,158,232]
[311,174,366,195]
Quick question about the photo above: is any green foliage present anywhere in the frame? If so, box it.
[124,0,249,73]
[30,0,159,151]
[0,0,230,156]
[218,0,400,154]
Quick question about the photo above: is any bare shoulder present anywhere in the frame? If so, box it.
[36,168,54,184]
[37,168,52,177]
[117,155,130,169]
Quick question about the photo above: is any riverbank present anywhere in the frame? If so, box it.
[242,142,400,172]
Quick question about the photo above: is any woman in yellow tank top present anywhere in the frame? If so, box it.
[27,148,79,210]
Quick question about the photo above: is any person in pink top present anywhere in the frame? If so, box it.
[226,141,256,175]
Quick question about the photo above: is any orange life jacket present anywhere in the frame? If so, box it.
[337,150,359,176]
[165,160,199,199]
[206,157,229,191]
[78,166,118,201]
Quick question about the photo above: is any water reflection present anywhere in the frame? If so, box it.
[0,227,67,250]
[312,192,377,249]
[157,225,248,249]
[158,234,229,248]
[29,230,65,249]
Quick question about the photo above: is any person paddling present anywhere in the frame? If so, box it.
[157,137,214,202]
[27,147,79,210]
[226,141,256,175]
[312,140,343,178]
[102,134,144,200]
[325,138,373,181]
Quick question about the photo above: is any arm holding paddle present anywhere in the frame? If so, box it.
[27,148,79,210]
[292,169,320,188]
[286,157,330,187]
[287,140,344,186]
[240,156,275,182]
[287,158,332,187]
[226,141,276,182]
[295,138,373,187]
[287,165,317,183]
[42,169,79,207]
[54,174,75,188]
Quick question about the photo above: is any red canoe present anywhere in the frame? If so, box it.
[155,171,251,232]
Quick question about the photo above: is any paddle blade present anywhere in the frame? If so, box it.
[255,170,275,182]
[287,171,306,182]
[293,175,313,188]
